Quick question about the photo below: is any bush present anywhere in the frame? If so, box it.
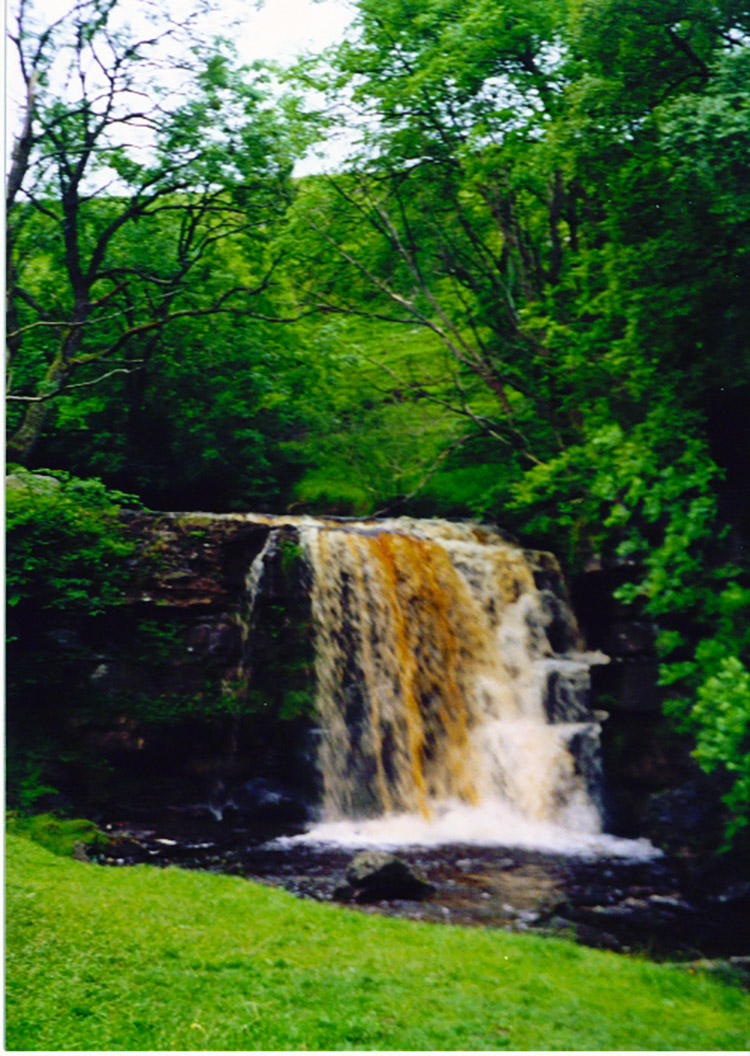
[6,469,139,811]
[6,813,107,858]
[6,467,139,617]
[675,656,750,847]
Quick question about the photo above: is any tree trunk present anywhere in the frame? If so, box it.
[7,355,69,465]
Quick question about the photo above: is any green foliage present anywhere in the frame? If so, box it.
[6,751,61,814]
[14,205,331,510]
[482,406,721,579]
[6,1,304,468]
[666,656,750,847]
[6,468,138,616]
[6,469,139,809]
[130,619,186,665]
[692,658,750,843]
[277,534,304,576]
[7,833,750,1051]
[278,687,317,721]
[271,312,472,515]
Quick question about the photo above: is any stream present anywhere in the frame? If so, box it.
[93,805,750,966]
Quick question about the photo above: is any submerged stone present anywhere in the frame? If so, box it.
[339,850,435,903]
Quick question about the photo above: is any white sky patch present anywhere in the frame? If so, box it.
[238,0,355,64]
[5,0,357,174]
[234,0,359,173]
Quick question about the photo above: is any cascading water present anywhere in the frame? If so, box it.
[292,516,635,854]
[235,514,654,856]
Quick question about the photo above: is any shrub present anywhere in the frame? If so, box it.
[6,813,107,858]
[6,469,139,811]
[6,467,139,617]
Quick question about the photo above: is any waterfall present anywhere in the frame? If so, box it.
[286,516,624,852]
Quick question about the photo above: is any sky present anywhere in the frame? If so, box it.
[224,0,358,171]
[5,0,358,174]
[236,0,354,65]
[247,0,360,172]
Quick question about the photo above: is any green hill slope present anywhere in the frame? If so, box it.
[6,833,750,1051]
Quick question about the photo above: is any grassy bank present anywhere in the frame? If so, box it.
[6,832,750,1051]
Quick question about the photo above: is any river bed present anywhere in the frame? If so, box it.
[94,806,750,965]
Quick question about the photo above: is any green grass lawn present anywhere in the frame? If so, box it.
[6,832,750,1051]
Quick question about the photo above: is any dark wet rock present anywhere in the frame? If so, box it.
[643,779,725,853]
[566,883,615,907]
[543,914,624,952]
[604,621,655,657]
[566,726,604,809]
[579,926,624,953]
[542,666,593,723]
[219,778,312,825]
[607,658,662,712]
[121,511,272,609]
[338,850,435,903]
[23,512,322,817]
[711,879,750,907]
[537,589,582,654]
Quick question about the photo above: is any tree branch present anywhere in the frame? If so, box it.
[7,365,143,401]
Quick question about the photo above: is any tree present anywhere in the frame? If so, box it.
[286,0,750,845]
[284,0,750,538]
[287,0,750,468]
[6,0,298,464]
[284,0,569,471]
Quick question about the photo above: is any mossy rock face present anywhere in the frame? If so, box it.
[6,472,63,498]
[242,527,316,723]
[8,512,323,816]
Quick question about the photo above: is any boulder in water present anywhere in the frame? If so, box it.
[337,851,435,903]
